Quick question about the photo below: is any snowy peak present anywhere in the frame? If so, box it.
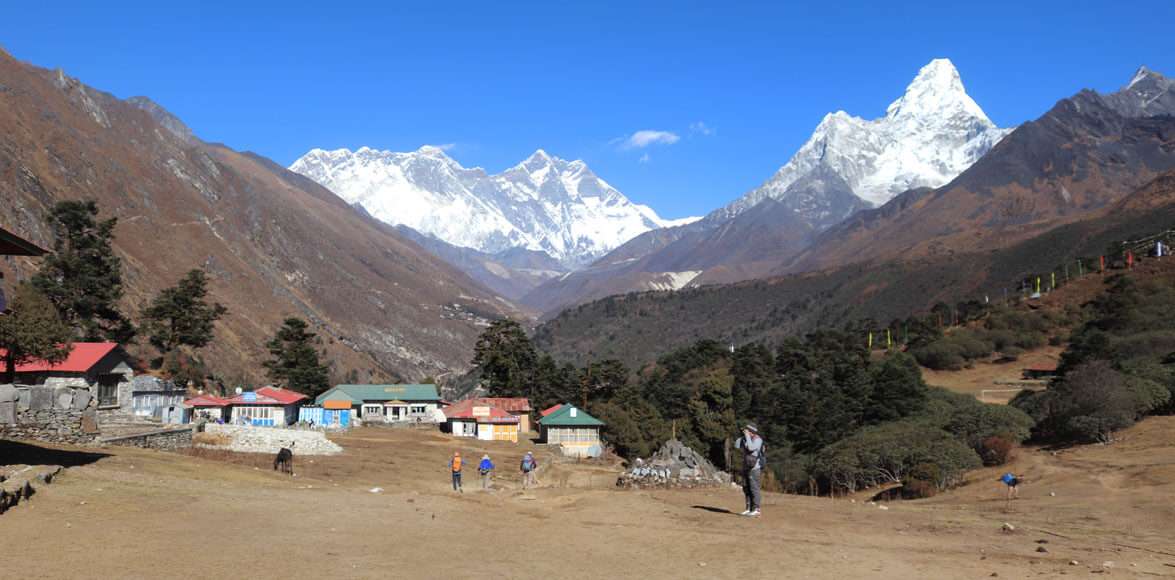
[290,147,686,267]
[885,58,989,122]
[1107,65,1174,118]
[716,58,1010,217]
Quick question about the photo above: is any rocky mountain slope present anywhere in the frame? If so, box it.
[0,48,516,384]
[524,59,1011,314]
[535,170,1175,368]
[289,146,693,269]
[788,66,1175,274]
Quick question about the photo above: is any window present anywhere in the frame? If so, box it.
[362,405,382,417]
[410,405,427,415]
[97,375,120,407]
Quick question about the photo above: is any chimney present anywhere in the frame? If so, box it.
[570,407,577,418]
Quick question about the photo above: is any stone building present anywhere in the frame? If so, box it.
[0,342,136,418]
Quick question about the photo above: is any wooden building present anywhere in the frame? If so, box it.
[443,399,520,442]
[539,404,605,458]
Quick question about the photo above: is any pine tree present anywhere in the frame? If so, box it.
[141,269,227,354]
[471,318,537,397]
[32,200,134,342]
[0,283,73,384]
[262,317,331,396]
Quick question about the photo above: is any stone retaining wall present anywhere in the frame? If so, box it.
[100,427,193,451]
[200,424,342,455]
[0,384,98,445]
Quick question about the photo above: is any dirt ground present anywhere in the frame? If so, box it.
[3,420,1174,580]
[922,346,1062,403]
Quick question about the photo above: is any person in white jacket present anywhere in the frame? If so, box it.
[735,424,765,517]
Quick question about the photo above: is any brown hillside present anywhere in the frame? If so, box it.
[0,48,516,384]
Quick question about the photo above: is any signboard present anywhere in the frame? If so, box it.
[242,391,257,403]
[472,406,491,417]
[383,387,407,394]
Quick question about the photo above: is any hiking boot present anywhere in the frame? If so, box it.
[739,510,751,516]
[749,510,761,517]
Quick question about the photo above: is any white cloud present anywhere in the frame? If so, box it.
[430,143,457,151]
[639,153,651,164]
[689,121,715,136]
[619,129,680,149]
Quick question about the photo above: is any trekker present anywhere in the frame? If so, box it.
[1000,472,1022,500]
[735,424,765,517]
[478,454,494,489]
[450,451,463,493]
[520,451,538,489]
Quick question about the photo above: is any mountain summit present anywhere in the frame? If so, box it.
[290,147,691,267]
[716,58,1011,217]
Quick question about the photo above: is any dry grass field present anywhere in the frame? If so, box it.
[3,419,1174,579]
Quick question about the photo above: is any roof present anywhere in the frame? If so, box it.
[0,227,45,256]
[313,384,440,405]
[470,397,531,413]
[539,403,564,417]
[225,386,308,406]
[444,399,520,424]
[540,404,604,427]
[0,342,121,373]
[185,394,229,408]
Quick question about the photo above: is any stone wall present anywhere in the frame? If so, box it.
[100,427,193,451]
[0,384,98,445]
[199,423,343,455]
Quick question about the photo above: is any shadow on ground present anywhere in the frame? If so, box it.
[691,505,737,515]
[0,439,111,467]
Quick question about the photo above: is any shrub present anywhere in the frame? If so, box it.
[946,403,1034,451]
[811,421,981,494]
[978,435,1015,466]
[913,342,966,370]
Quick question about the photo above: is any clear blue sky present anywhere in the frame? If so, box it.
[3,1,1173,219]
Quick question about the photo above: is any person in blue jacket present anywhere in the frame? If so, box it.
[478,454,495,489]
[1000,472,1022,500]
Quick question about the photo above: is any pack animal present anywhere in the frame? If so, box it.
[274,442,296,475]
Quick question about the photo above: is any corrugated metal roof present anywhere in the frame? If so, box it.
[0,227,46,256]
[540,404,604,427]
[471,397,531,412]
[444,399,520,424]
[0,342,121,373]
[314,384,439,405]
[184,394,229,407]
[225,386,308,405]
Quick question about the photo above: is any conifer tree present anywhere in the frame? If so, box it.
[141,269,226,355]
[0,283,73,384]
[32,200,134,342]
[262,317,331,396]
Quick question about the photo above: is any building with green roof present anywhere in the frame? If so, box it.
[314,384,442,424]
[539,404,605,458]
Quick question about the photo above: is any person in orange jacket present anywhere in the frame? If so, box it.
[449,451,463,493]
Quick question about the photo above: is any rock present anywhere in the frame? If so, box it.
[1102,561,1114,568]
[71,391,92,411]
[369,487,383,494]
[1001,523,1015,532]
[1069,560,1079,566]
[878,505,889,511]
[1036,546,1048,553]
[1049,491,1056,497]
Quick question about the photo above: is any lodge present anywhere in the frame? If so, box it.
[313,384,442,424]
[0,342,136,417]
[539,403,605,458]
[443,399,521,442]
[224,386,308,427]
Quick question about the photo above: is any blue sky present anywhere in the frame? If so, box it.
[3,1,1173,219]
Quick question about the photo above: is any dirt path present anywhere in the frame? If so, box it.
[3,421,1174,579]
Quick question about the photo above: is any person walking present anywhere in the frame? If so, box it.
[735,424,765,517]
[520,451,538,489]
[478,454,494,490]
[449,451,463,493]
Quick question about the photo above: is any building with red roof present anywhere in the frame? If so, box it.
[539,403,564,418]
[224,386,309,427]
[467,397,532,432]
[1,342,136,415]
[184,393,230,422]
[443,399,520,442]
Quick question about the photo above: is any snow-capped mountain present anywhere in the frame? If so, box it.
[290,146,693,267]
[714,58,1012,223]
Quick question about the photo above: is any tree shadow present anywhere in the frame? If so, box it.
[691,505,736,515]
[0,439,111,468]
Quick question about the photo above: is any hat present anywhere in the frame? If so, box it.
[744,424,760,434]
[454,451,461,455]
[482,454,490,459]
